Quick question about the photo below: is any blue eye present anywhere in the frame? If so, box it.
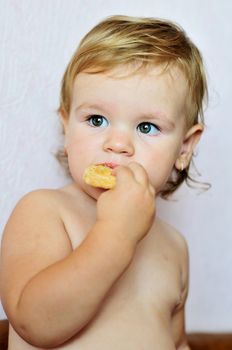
[138,122,160,135]
[88,115,108,128]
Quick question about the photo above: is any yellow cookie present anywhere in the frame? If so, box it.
[83,165,116,189]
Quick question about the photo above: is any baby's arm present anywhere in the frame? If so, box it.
[172,305,190,350]
[171,234,190,350]
[0,163,155,348]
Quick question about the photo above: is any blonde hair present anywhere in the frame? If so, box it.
[57,15,209,198]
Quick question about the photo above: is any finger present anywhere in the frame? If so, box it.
[114,165,134,184]
[127,162,149,186]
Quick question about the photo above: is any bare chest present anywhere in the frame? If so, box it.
[63,205,182,315]
[57,213,182,350]
[8,204,183,350]
[103,235,182,315]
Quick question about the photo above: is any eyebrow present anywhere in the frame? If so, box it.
[75,103,111,113]
[75,103,175,128]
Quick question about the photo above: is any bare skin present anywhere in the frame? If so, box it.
[0,66,200,349]
[1,180,189,349]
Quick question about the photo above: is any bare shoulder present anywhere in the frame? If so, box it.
[3,188,62,217]
[157,218,189,260]
[1,188,72,255]
[10,188,66,213]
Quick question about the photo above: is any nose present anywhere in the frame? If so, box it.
[103,129,134,156]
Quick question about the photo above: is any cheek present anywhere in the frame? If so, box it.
[67,140,93,167]
[142,144,181,186]
[66,130,94,155]
[65,131,103,178]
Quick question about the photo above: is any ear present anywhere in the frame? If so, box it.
[175,123,204,171]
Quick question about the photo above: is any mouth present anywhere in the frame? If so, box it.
[98,162,119,169]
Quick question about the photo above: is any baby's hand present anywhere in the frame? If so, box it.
[96,162,155,246]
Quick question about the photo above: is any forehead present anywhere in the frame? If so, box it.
[74,63,187,93]
[71,65,189,119]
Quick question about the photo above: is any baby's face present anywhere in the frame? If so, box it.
[62,65,196,198]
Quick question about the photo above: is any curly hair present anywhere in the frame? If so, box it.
[56,15,209,198]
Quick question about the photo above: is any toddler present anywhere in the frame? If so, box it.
[0,15,208,349]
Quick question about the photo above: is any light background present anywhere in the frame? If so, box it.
[0,0,231,332]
